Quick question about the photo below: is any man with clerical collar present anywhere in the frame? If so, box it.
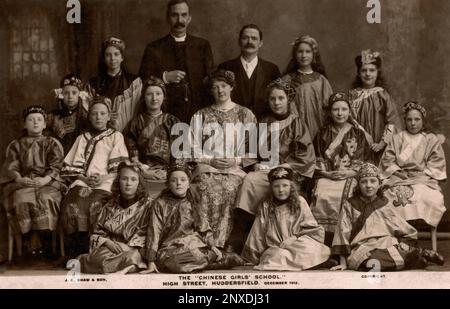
[139,0,214,123]
[218,24,280,120]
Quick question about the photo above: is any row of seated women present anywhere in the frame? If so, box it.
[0,53,447,272]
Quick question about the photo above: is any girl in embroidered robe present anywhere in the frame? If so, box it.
[77,161,151,274]
[310,93,374,243]
[232,78,316,253]
[126,77,180,197]
[189,70,258,249]
[143,161,244,274]
[242,166,331,271]
[87,37,142,132]
[0,106,65,257]
[331,163,444,271]
[60,98,129,255]
[348,50,402,164]
[281,35,333,139]
[380,102,446,228]
[47,74,89,155]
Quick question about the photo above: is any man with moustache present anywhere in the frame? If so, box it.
[218,24,280,120]
[139,0,214,123]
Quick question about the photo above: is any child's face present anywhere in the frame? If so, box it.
[295,43,314,69]
[359,64,378,88]
[359,176,380,198]
[62,85,80,110]
[119,167,140,199]
[271,179,291,201]
[331,101,350,125]
[268,88,289,116]
[89,103,110,130]
[24,113,46,135]
[104,46,123,72]
[168,171,190,197]
[405,109,423,135]
[145,86,164,113]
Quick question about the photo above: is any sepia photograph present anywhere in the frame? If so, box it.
[0,0,449,292]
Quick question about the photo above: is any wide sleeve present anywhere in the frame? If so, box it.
[145,199,165,262]
[0,140,22,184]
[379,135,402,179]
[381,91,402,144]
[112,77,143,132]
[241,203,269,264]
[60,134,87,179]
[424,134,447,181]
[107,132,129,173]
[294,197,325,243]
[285,118,316,178]
[128,198,153,248]
[331,200,354,256]
[320,75,333,110]
[89,204,114,252]
[313,129,329,172]
[45,137,65,180]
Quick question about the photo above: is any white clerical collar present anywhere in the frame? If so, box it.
[171,34,187,42]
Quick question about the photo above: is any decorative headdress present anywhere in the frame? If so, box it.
[23,105,46,121]
[60,74,83,90]
[144,76,167,97]
[355,49,381,68]
[357,162,381,181]
[329,92,350,106]
[168,159,192,179]
[90,96,112,112]
[117,160,140,174]
[291,35,319,53]
[103,37,126,53]
[268,166,294,183]
[266,78,296,101]
[403,101,426,118]
[204,69,235,88]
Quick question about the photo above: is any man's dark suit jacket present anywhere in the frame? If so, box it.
[218,57,280,120]
[139,34,214,123]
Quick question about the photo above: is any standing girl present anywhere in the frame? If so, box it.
[349,50,402,163]
[282,35,333,139]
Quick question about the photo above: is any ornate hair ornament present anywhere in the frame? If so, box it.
[145,76,167,96]
[360,49,380,65]
[103,37,126,52]
[91,95,112,112]
[329,92,350,106]
[403,101,427,118]
[290,35,318,53]
[23,105,46,121]
[357,162,380,181]
[168,159,192,179]
[268,166,294,183]
[267,78,296,101]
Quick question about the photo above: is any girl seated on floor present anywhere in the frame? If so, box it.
[331,163,444,271]
[242,165,333,271]
[143,160,244,274]
[77,161,151,274]
[0,106,65,259]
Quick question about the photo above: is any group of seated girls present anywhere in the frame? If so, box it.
[0,35,447,272]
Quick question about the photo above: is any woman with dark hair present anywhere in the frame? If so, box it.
[282,35,333,139]
[47,74,89,154]
[379,102,446,229]
[331,163,444,271]
[310,93,374,244]
[87,37,142,132]
[348,50,402,163]
[242,166,331,271]
[60,97,129,256]
[190,69,257,250]
[125,77,180,187]
[77,161,151,274]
